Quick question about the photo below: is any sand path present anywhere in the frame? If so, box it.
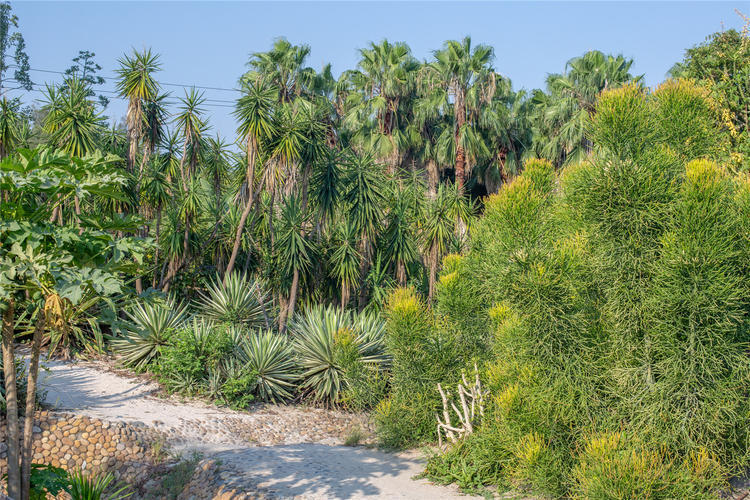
[37,359,472,499]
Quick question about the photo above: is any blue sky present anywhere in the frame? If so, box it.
[9,1,746,141]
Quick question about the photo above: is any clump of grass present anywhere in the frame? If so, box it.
[344,425,364,446]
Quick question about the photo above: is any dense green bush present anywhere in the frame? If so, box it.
[414,80,750,497]
[157,318,237,395]
[375,288,466,448]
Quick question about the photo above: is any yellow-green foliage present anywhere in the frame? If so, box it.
[422,80,750,498]
[376,287,465,447]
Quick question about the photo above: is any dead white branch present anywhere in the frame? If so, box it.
[436,364,488,448]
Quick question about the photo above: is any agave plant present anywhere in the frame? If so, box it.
[68,469,131,500]
[111,299,188,370]
[240,331,298,403]
[289,305,389,405]
[196,273,268,328]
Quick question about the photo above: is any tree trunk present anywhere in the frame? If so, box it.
[20,314,45,500]
[280,268,300,335]
[428,243,438,303]
[397,261,406,286]
[341,282,350,311]
[225,139,257,283]
[454,86,467,194]
[152,208,162,289]
[2,299,20,500]
[426,159,439,199]
[455,145,466,194]
[357,235,370,312]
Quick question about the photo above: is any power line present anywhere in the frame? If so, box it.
[2,79,238,109]
[13,65,243,94]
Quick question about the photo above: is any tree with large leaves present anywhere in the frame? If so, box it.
[0,148,147,500]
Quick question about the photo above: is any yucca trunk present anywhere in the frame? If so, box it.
[2,298,20,499]
[225,137,258,283]
[280,268,300,334]
[152,208,162,289]
[428,243,438,303]
[426,159,439,198]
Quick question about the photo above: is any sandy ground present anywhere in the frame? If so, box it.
[37,358,474,499]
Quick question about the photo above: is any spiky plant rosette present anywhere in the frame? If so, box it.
[196,273,267,328]
[112,298,188,370]
[289,305,389,404]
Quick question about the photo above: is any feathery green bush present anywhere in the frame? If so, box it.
[417,81,750,497]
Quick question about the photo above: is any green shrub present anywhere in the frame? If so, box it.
[376,288,466,447]
[157,319,237,395]
[218,359,257,409]
[417,82,748,497]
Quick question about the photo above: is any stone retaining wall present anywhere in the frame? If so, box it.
[0,411,166,489]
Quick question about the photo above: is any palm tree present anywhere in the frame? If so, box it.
[343,151,386,309]
[276,195,314,332]
[422,36,495,193]
[244,38,315,102]
[225,79,277,281]
[531,50,639,166]
[477,79,533,193]
[115,48,161,174]
[343,40,419,172]
[41,77,104,157]
[0,97,19,159]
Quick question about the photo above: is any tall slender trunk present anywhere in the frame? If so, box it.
[396,261,406,286]
[280,267,300,335]
[426,159,439,199]
[21,314,45,500]
[357,235,370,312]
[428,243,438,303]
[225,138,257,283]
[152,208,162,289]
[454,86,467,194]
[341,282,350,311]
[135,148,152,295]
[2,298,20,500]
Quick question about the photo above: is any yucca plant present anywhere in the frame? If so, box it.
[196,273,267,328]
[111,299,188,370]
[289,305,389,405]
[68,469,131,500]
[240,330,298,403]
